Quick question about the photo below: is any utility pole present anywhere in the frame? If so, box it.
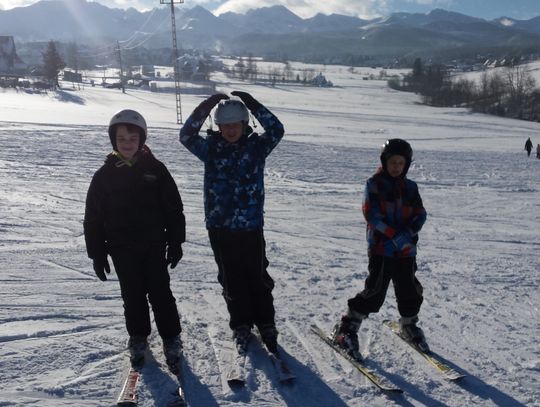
[160,0,184,124]
[116,40,125,93]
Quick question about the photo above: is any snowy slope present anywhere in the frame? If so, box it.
[0,61,539,407]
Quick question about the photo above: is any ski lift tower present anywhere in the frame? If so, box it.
[160,0,183,124]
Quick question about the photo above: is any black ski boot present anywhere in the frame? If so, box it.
[258,323,279,354]
[399,315,430,352]
[163,334,183,374]
[233,325,252,355]
[128,335,147,368]
[332,309,365,361]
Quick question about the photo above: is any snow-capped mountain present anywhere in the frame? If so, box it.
[494,15,540,33]
[1,0,540,63]
[220,5,304,34]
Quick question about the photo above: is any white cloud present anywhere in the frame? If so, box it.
[0,0,34,10]
[92,0,153,11]
[213,0,390,19]
[403,0,452,5]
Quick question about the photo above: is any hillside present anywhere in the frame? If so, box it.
[1,1,540,66]
[0,61,539,406]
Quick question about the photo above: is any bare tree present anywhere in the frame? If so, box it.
[66,42,79,72]
[246,54,258,81]
[283,61,294,82]
[505,65,536,117]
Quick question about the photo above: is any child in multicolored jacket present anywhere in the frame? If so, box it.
[179,91,284,355]
[332,138,428,360]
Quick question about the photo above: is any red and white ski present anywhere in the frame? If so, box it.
[117,367,140,406]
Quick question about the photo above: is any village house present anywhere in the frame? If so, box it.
[0,36,26,74]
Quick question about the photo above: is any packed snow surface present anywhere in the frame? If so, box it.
[0,62,539,407]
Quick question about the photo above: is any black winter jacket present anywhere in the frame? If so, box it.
[84,146,185,259]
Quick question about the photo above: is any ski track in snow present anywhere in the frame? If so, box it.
[1,63,539,406]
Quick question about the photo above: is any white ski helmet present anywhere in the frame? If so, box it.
[214,99,249,125]
[108,109,147,149]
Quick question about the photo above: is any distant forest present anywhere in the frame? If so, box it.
[389,58,540,122]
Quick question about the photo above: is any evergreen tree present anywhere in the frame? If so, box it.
[42,41,65,89]
[412,58,423,77]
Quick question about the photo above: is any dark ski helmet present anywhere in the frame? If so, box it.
[108,109,147,150]
[214,99,249,125]
[380,138,413,174]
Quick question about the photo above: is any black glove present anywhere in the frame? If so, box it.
[231,91,262,112]
[93,257,111,281]
[193,93,229,121]
[166,243,183,269]
[202,93,229,110]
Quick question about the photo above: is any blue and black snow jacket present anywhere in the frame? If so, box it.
[362,168,427,258]
[180,102,284,230]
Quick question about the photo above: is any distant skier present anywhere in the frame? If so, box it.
[179,91,284,355]
[525,137,533,157]
[84,109,185,371]
[331,138,428,360]
[537,144,540,159]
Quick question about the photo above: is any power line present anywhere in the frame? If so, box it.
[118,8,158,47]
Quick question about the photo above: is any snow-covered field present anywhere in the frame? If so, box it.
[0,61,539,407]
[457,60,540,84]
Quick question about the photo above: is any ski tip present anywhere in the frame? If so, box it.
[166,398,187,407]
[383,387,404,395]
[227,378,246,388]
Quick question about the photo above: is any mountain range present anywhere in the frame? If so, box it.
[2,0,540,65]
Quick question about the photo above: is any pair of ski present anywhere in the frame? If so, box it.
[226,337,296,387]
[116,360,186,406]
[311,320,465,394]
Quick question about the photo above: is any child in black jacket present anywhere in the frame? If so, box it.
[84,109,185,371]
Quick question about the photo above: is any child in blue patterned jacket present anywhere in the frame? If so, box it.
[180,91,284,354]
[332,138,428,360]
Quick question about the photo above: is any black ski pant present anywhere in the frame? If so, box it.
[348,255,423,318]
[110,244,181,339]
[208,228,275,331]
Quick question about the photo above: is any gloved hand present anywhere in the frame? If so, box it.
[391,231,413,251]
[166,243,183,269]
[93,257,111,281]
[194,93,229,119]
[231,91,262,112]
[204,93,229,109]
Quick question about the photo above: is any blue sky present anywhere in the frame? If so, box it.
[1,0,539,20]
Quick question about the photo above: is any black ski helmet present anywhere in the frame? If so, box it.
[380,138,413,174]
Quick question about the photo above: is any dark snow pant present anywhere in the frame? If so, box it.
[208,228,275,331]
[348,255,423,318]
[110,244,181,339]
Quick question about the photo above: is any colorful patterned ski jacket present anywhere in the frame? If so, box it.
[180,103,284,230]
[362,168,427,258]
